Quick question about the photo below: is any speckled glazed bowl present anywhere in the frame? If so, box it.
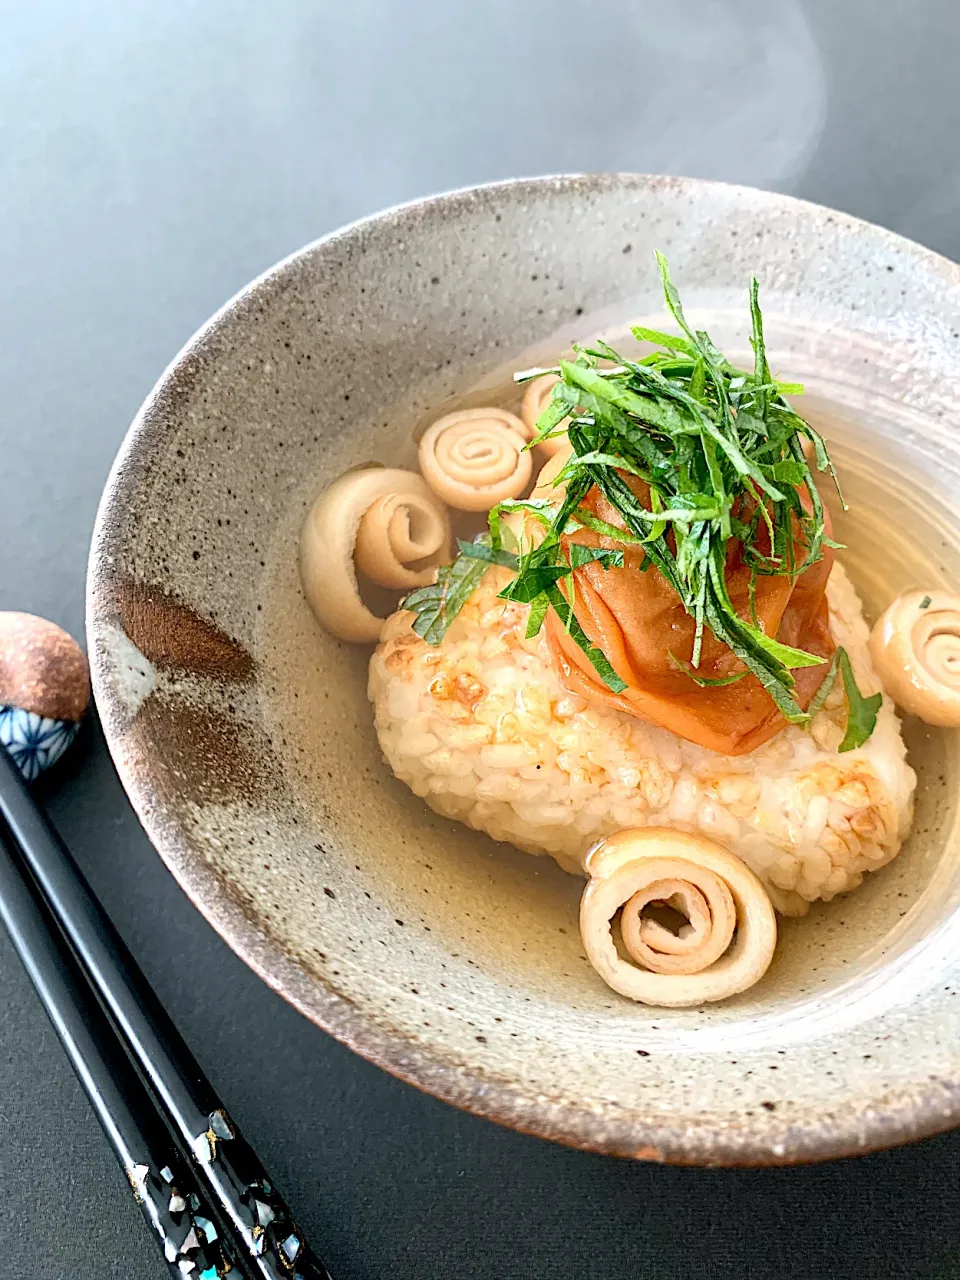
[88,175,960,1165]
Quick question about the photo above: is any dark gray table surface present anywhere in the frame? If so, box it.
[3,2,960,1276]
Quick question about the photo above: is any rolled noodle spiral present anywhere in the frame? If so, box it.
[354,490,449,589]
[531,440,572,502]
[300,468,451,644]
[521,374,569,458]
[580,828,777,1007]
[869,590,960,726]
[499,443,573,549]
[418,408,533,511]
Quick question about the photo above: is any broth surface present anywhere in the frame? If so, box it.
[259,307,957,1054]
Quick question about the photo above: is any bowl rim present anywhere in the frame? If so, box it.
[87,171,960,1166]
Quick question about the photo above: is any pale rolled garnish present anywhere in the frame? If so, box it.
[521,373,569,458]
[418,408,533,511]
[531,440,573,502]
[869,590,960,726]
[300,469,451,644]
[500,442,573,548]
[580,828,777,1007]
[354,490,450,589]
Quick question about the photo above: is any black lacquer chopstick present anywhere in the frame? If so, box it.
[0,825,242,1277]
[0,745,332,1279]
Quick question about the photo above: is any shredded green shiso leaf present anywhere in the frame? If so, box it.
[403,253,879,751]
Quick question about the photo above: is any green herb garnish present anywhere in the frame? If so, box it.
[404,545,491,644]
[667,652,748,688]
[838,648,882,751]
[804,647,841,721]
[790,645,881,751]
[402,254,880,747]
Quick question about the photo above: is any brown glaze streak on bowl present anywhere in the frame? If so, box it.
[115,580,255,681]
[88,175,960,1165]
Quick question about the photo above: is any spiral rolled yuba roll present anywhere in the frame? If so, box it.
[418,408,533,511]
[497,444,574,548]
[354,490,449,590]
[869,590,960,726]
[300,468,451,643]
[521,374,569,457]
[579,828,777,1006]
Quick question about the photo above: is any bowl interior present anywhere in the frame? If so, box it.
[89,176,960,1162]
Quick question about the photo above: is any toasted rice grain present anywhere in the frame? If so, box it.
[369,564,916,915]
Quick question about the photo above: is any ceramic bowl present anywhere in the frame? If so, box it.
[88,175,960,1164]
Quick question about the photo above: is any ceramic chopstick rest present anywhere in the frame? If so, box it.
[0,612,90,780]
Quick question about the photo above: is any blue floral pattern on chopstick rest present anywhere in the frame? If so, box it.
[0,707,79,782]
[0,612,90,781]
